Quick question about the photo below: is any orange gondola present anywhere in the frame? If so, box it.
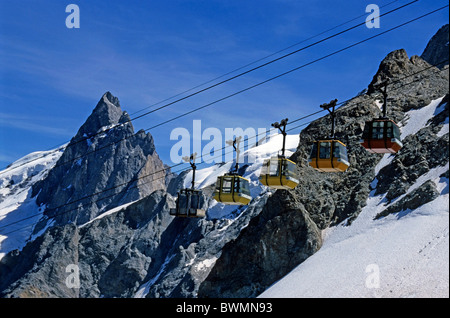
[308,99,350,172]
[309,139,350,172]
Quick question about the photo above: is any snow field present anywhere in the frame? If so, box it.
[0,147,65,260]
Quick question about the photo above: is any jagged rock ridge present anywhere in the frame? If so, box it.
[31,92,167,227]
[421,24,449,69]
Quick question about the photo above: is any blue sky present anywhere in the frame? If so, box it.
[0,0,448,169]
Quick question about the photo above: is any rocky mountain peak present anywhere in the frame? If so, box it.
[421,24,449,69]
[367,24,449,97]
[368,49,430,94]
[31,92,167,227]
[102,91,121,107]
[76,92,127,139]
[369,24,449,92]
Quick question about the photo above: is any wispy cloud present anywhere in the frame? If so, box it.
[0,36,224,111]
[0,112,73,136]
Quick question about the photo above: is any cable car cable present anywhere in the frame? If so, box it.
[1,55,447,230]
[128,0,401,118]
[1,53,448,234]
[143,4,448,132]
[1,57,447,229]
[0,0,419,174]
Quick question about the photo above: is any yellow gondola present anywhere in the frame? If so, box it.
[259,157,299,189]
[214,137,252,205]
[308,99,350,173]
[258,118,299,190]
[308,139,350,172]
[214,175,252,205]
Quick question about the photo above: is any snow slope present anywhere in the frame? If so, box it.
[259,97,449,298]
[260,163,449,298]
[0,146,65,260]
[400,96,446,139]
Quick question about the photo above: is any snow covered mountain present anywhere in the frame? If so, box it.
[0,146,65,259]
[260,97,449,298]
[0,129,300,297]
[0,24,448,298]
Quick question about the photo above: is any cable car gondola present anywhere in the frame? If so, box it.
[360,80,403,154]
[309,139,350,172]
[214,137,252,205]
[214,174,251,205]
[259,118,299,189]
[170,153,206,218]
[308,99,350,172]
[171,188,206,218]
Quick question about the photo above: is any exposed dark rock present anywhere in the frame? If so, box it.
[198,190,322,298]
[375,179,440,219]
[31,92,167,227]
[0,190,176,298]
[0,224,80,298]
[421,24,449,69]
[374,95,449,202]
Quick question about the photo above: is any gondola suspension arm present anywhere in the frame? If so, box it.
[182,153,197,190]
[320,99,338,139]
[272,118,288,158]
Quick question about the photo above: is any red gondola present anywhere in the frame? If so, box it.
[360,80,403,154]
[360,118,403,154]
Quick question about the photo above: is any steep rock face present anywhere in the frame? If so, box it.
[421,24,449,69]
[368,49,448,110]
[374,95,449,204]
[32,92,166,227]
[0,224,80,298]
[78,190,175,297]
[198,190,322,298]
[141,193,272,298]
[0,190,176,298]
